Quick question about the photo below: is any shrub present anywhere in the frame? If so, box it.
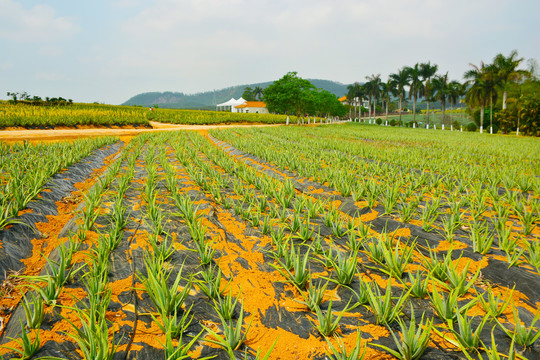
[375,118,382,125]
[466,123,477,132]
[389,119,397,126]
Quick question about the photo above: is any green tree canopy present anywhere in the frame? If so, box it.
[262,72,315,116]
[242,87,256,101]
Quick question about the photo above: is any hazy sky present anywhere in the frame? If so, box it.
[1,0,539,104]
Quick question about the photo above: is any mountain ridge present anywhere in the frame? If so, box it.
[122,79,351,109]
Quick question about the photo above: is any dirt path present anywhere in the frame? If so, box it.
[0,121,280,143]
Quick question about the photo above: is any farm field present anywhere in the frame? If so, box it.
[0,102,292,129]
[0,123,539,360]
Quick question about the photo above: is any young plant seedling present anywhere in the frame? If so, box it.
[326,329,367,360]
[373,307,433,360]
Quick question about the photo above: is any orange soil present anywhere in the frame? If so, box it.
[0,122,280,143]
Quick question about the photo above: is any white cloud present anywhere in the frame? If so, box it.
[0,0,79,42]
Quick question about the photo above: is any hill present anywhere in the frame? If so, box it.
[122,79,350,109]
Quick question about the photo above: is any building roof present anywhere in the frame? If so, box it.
[235,101,267,108]
[338,96,347,102]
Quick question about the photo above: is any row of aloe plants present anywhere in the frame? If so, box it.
[0,137,118,230]
[1,137,144,359]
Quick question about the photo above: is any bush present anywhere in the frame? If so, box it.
[375,118,382,125]
[389,119,397,127]
[466,123,477,132]
[452,120,460,129]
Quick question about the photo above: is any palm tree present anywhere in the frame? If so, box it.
[492,50,526,110]
[483,65,499,133]
[389,68,409,124]
[432,73,450,127]
[419,62,438,127]
[253,86,264,101]
[380,79,395,125]
[464,62,489,133]
[346,82,363,119]
[406,64,424,124]
[447,80,463,128]
[365,74,381,122]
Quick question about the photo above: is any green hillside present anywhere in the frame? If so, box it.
[122,79,350,109]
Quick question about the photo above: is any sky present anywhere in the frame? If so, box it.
[1,0,539,105]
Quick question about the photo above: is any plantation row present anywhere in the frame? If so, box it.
[0,126,538,360]
[0,103,293,128]
[0,137,118,229]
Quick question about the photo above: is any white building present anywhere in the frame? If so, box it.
[234,101,269,114]
[216,97,247,112]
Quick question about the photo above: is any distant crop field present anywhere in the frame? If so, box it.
[0,124,538,359]
[0,102,295,128]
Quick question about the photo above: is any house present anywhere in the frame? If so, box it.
[339,96,369,108]
[234,101,269,114]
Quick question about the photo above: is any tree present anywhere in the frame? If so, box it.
[492,50,527,110]
[314,90,347,117]
[253,86,264,101]
[483,65,500,133]
[242,87,256,101]
[380,79,395,124]
[447,80,463,126]
[464,62,489,132]
[432,73,450,126]
[419,62,438,126]
[346,82,363,118]
[263,72,315,117]
[389,68,409,124]
[364,74,381,122]
[406,64,423,123]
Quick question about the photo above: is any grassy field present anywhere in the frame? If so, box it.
[0,124,538,359]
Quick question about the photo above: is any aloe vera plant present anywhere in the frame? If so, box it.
[153,304,195,339]
[453,312,488,351]
[21,293,44,329]
[139,259,192,317]
[470,220,495,254]
[366,280,410,325]
[311,299,351,336]
[301,280,328,311]
[203,303,252,360]
[407,271,429,299]
[326,329,366,360]
[373,308,433,360]
[213,289,239,321]
[198,264,224,299]
[331,250,358,285]
[379,239,415,278]
[444,259,481,296]
[429,286,476,324]
[478,285,514,319]
[483,330,517,360]
[3,321,41,360]
[497,307,540,347]
[275,246,310,290]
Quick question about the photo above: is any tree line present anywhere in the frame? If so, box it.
[6,92,73,106]
[346,50,539,135]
